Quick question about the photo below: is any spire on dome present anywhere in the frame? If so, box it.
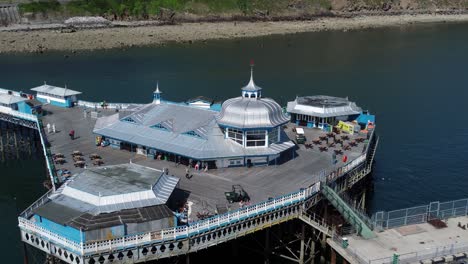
[241,60,262,99]
[154,81,161,94]
[153,81,162,104]
[249,59,254,84]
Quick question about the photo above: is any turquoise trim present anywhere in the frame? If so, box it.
[33,215,82,243]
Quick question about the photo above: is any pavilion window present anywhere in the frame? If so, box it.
[246,130,266,147]
[268,128,279,145]
[227,128,243,145]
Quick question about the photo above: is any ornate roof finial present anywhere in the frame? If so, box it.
[154,81,162,104]
[241,60,262,97]
[155,81,161,94]
[250,59,255,83]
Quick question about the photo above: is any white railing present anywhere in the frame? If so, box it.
[0,105,57,188]
[332,228,468,264]
[80,182,320,254]
[325,153,367,183]
[19,189,54,219]
[366,241,468,264]
[0,105,37,121]
[18,217,83,255]
[34,118,57,190]
[77,100,144,110]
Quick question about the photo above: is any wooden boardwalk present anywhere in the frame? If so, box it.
[41,105,367,221]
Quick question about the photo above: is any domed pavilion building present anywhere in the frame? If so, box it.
[216,69,289,149]
[94,69,295,169]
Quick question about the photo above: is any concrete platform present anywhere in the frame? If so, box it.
[328,216,468,264]
[40,104,366,221]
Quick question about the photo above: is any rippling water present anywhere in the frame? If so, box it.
[1,22,468,263]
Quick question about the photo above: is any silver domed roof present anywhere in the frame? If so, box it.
[216,97,289,129]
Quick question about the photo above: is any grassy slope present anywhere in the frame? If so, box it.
[17,0,468,19]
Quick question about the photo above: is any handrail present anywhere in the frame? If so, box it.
[0,106,57,189]
[19,189,54,219]
[77,100,144,110]
[0,106,37,121]
[35,118,57,190]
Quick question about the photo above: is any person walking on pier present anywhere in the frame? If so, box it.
[69,130,75,140]
[52,123,56,133]
[46,123,51,133]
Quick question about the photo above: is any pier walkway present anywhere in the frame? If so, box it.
[328,198,468,264]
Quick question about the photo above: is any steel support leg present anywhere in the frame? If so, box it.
[299,223,305,264]
[331,249,337,264]
[265,228,271,264]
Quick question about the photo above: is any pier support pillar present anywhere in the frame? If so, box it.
[299,223,305,264]
[45,254,56,264]
[232,236,239,257]
[14,129,19,159]
[309,238,316,264]
[360,188,366,211]
[331,249,337,264]
[264,228,271,264]
[22,243,29,264]
[186,253,190,264]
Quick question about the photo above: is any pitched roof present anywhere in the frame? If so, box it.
[0,94,27,105]
[31,84,81,97]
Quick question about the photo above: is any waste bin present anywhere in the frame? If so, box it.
[341,237,348,249]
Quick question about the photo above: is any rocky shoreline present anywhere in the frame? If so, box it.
[1,12,468,53]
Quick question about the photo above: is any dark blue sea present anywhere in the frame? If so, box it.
[1,22,468,263]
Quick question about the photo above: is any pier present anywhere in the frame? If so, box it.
[1,78,463,264]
